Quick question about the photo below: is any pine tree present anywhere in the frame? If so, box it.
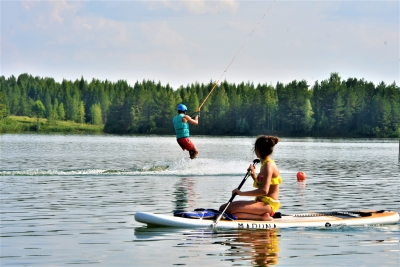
[90,103,103,125]
[58,102,66,120]
[77,101,85,124]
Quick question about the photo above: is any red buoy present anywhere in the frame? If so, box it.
[296,171,306,181]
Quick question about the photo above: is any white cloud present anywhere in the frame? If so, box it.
[1,36,23,69]
[49,1,73,24]
[72,17,128,47]
[20,0,81,29]
[150,0,239,14]
[140,21,184,49]
[18,1,128,47]
[129,49,194,72]
[20,0,40,11]
[73,50,97,62]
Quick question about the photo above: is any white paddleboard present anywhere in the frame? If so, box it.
[135,210,399,229]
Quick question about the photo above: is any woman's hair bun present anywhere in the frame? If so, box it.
[266,136,280,146]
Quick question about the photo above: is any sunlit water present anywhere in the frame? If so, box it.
[1,134,399,266]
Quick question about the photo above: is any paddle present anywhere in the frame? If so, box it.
[211,159,261,228]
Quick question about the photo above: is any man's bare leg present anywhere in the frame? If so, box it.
[189,147,198,159]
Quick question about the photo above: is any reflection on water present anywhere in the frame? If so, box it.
[132,225,399,267]
[134,227,280,266]
[219,230,279,266]
[173,178,196,213]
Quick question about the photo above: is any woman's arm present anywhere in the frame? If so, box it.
[233,162,272,197]
[249,164,257,180]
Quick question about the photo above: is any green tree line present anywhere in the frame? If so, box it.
[0,73,399,137]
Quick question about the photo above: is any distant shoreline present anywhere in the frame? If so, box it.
[1,115,396,139]
[0,116,103,134]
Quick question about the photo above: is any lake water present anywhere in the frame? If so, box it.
[1,134,399,266]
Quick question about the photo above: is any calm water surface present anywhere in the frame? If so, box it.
[1,134,399,266]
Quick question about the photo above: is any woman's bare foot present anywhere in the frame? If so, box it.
[261,212,273,221]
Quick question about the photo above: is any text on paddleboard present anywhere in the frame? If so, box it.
[238,223,276,229]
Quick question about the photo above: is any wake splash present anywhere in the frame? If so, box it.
[0,158,252,177]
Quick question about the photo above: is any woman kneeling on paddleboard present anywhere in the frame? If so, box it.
[219,135,281,221]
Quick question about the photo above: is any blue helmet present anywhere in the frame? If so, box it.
[177,104,187,111]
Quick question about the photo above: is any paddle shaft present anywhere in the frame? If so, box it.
[227,170,251,202]
[213,159,260,226]
[218,170,250,217]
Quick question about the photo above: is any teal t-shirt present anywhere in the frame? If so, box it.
[172,114,190,139]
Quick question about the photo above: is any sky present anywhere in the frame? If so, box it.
[1,0,399,89]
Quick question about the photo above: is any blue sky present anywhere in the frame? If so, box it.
[1,0,398,89]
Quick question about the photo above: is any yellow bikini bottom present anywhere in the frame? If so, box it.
[255,196,281,214]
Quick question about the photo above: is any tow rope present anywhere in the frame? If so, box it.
[195,0,277,113]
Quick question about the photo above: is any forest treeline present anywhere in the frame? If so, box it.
[0,73,399,137]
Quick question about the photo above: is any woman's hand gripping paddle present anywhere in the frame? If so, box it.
[211,159,261,229]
